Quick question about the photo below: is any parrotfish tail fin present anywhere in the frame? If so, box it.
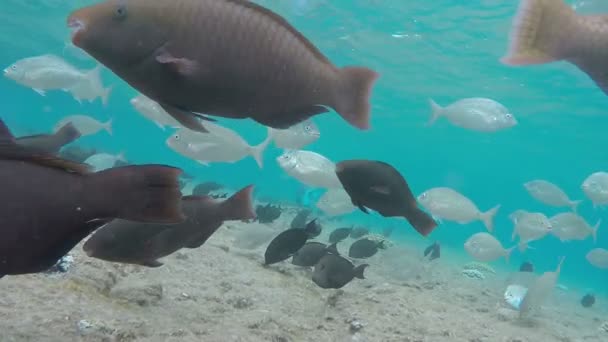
[88,165,185,223]
[480,205,501,233]
[353,264,369,279]
[505,246,516,263]
[250,128,273,169]
[220,185,256,221]
[56,122,81,144]
[334,66,379,130]
[406,208,437,237]
[427,99,443,126]
[104,119,113,135]
[569,199,582,213]
[592,219,601,243]
[501,0,574,66]
[101,86,113,107]
[326,242,339,255]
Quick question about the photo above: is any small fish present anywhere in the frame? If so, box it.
[328,227,353,244]
[336,160,437,236]
[312,254,368,289]
[549,212,599,243]
[586,248,608,269]
[269,120,320,150]
[131,94,181,130]
[292,242,338,267]
[68,0,378,132]
[349,227,370,239]
[581,172,608,208]
[504,284,528,310]
[519,261,534,272]
[519,257,565,318]
[348,238,385,259]
[290,209,311,229]
[524,180,580,212]
[316,188,357,216]
[501,0,608,96]
[0,119,184,276]
[418,187,500,232]
[192,181,223,196]
[59,145,97,163]
[424,242,440,261]
[264,219,320,265]
[427,98,517,132]
[581,294,595,308]
[54,115,112,137]
[84,186,255,267]
[256,203,282,224]
[464,232,514,263]
[512,212,552,251]
[65,65,112,106]
[167,124,271,168]
[277,150,342,189]
[84,152,126,172]
[16,122,81,154]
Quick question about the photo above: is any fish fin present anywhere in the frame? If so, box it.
[333,66,379,130]
[103,119,113,135]
[87,165,184,223]
[101,86,112,106]
[480,205,500,233]
[592,219,601,243]
[155,50,200,76]
[250,130,272,169]
[511,228,517,241]
[556,256,566,274]
[154,121,166,130]
[505,246,516,264]
[356,203,370,214]
[159,103,209,133]
[253,106,327,129]
[427,99,442,126]
[570,199,582,213]
[326,242,339,255]
[501,0,572,65]
[189,142,217,153]
[184,233,207,249]
[518,242,529,253]
[353,264,369,279]
[220,185,256,221]
[405,208,437,237]
[142,260,164,268]
[33,88,46,96]
[370,185,391,195]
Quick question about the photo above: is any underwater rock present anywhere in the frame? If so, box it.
[463,262,495,276]
[346,317,364,333]
[110,281,164,306]
[43,254,74,274]
[461,269,485,280]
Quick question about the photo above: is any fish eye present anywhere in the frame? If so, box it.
[304,125,311,131]
[174,134,180,140]
[113,3,128,20]
[11,65,16,70]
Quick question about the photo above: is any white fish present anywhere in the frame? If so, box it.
[84,152,126,172]
[581,172,608,207]
[316,188,356,216]
[586,248,608,269]
[65,65,112,106]
[519,257,565,318]
[130,94,181,130]
[3,54,98,97]
[464,232,514,262]
[269,120,320,149]
[166,123,271,168]
[508,209,529,225]
[417,187,500,232]
[276,150,342,189]
[549,212,599,243]
[427,98,517,132]
[504,284,528,310]
[524,180,580,212]
[512,212,552,251]
[54,115,112,136]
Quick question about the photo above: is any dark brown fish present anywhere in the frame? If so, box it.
[335,160,437,237]
[16,123,81,154]
[83,185,255,267]
[502,0,608,95]
[68,0,379,132]
[0,119,184,276]
[312,254,368,289]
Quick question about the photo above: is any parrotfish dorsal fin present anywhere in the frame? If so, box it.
[0,119,15,142]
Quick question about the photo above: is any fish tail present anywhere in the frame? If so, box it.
[501,0,575,66]
[427,99,443,126]
[251,129,272,169]
[101,85,113,107]
[353,264,369,279]
[592,219,601,243]
[569,199,582,213]
[103,118,113,135]
[86,165,184,223]
[333,66,379,130]
[55,122,81,144]
[480,205,500,232]
[220,185,256,221]
[405,208,437,237]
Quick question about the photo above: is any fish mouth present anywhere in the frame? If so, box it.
[67,16,86,46]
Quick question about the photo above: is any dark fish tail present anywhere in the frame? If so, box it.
[353,264,369,279]
[220,185,256,221]
[333,67,379,130]
[85,165,184,223]
[406,208,437,237]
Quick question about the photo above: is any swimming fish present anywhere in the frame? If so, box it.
[192,181,223,196]
[581,293,595,308]
[519,257,565,318]
[329,227,353,244]
[512,212,552,251]
[83,186,255,267]
[0,119,184,276]
[264,219,320,265]
[427,98,517,132]
[84,152,126,172]
[586,248,608,269]
[348,238,386,259]
[292,242,338,267]
[504,284,528,310]
[15,122,81,154]
[256,203,282,224]
[68,0,379,132]
[519,261,534,272]
[54,115,112,137]
[424,242,441,261]
[581,172,608,208]
[312,254,368,289]
[349,227,370,239]
[417,187,500,232]
[277,150,342,189]
[464,232,514,263]
[336,160,437,237]
[131,94,181,130]
[65,64,112,106]
[316,188,357,216]
[501,0,608,96]
[549,212,599,243]
[269,120,320,150]
[524,180,580,212]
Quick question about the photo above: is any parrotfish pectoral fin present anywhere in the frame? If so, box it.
[156,49,200,76]
[159,103,209,133]
[370,185,390,195]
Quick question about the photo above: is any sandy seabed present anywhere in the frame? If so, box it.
[1,212,607,342]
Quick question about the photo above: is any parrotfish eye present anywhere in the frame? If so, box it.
[113,3,128,20]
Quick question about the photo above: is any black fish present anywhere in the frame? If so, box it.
[335,160,437,236]
[348,238,386,259]
[349,226,369,239]
[192,181,223,196]
[290,208,311,229]
[0,119,184,277]
[423,242,440,261]
[264,219,319,265]
[292,242,338,267]
[256,203,282,223]
[519,261,534,273]
[16,123,81,154]
[304,218,322,239]
[581,294,595,308]
[329,226,353,244]
[312,254,368,289]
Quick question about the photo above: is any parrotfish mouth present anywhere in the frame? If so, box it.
[67,16,86,46]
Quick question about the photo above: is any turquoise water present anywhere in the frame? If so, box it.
[1,0,607,306]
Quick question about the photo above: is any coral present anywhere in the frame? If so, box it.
[461,269,485,280]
